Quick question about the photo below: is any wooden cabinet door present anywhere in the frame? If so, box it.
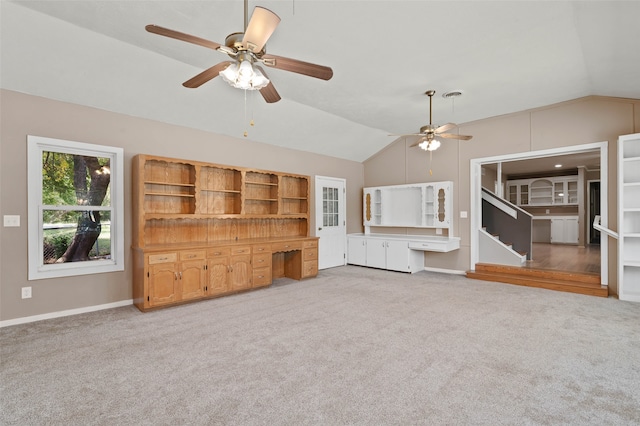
[207,257,230,296]
[180,259,206,301]
[229,254,252,291]
[148,262,178,307]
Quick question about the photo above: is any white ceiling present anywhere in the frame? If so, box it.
[2,1,639,162]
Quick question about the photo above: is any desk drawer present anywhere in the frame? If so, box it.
[148,253,177,264]
[207,247,231,258]
[303,240,318,249]
[252,267,272,287]
[179,250,205,261]
[303,248,318,261]
[271,241,302,252]
[231,246,251,256]
[302,260,318,278]
[252,252,272,268]
[252,244,272,254]
[408,239,460,252]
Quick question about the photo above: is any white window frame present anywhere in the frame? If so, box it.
[27,135,124,280]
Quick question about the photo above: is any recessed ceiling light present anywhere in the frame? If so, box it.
[555,164,562,168]
[442,90,463,99]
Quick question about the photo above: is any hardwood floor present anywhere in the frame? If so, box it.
[525,243,601,275]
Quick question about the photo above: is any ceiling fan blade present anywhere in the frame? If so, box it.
[262,54,333,80]
[242,7,281,53]
[255,66,281,103]
[435,122,457,133]
[145,24,222,51]
[439,133,473,141]
[182,61,234,88]
[389,133,424,137]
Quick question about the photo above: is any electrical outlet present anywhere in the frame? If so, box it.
[460,211,468,219]
[3,215,20,227]
[21,287,32,299]
[436,228,443,235]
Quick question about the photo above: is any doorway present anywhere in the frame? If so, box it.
[470,142,609,285]
[588,180,601,244]
[314,176,346,269]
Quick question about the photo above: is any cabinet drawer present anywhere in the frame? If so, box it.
[231,246,251,256]
[303,240,318,249]
[252,244,272,254]
[252,252,272,268]
[303,248,318,261]
[252,267,272,287]
[271,241,302,252]
[148,253,177,264]
[302,260,318,278]
[208,247,231,258]
[179,250,205,261]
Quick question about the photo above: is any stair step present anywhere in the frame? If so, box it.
[467,263,606,297]
[474,263,601,284]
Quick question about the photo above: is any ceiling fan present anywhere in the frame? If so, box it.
[145,0,333,103]
[397,90,473,151]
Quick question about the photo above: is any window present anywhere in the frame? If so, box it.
[28,136,124,280]
[323,186,339,227]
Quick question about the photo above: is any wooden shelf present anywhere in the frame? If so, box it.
[145,192,195,197]
[145,181,195,187]
[246,181,278,186]
[201,189,241,193]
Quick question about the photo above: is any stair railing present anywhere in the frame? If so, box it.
[481,188,533,260]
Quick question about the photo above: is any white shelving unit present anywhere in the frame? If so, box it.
[619,133,640,302]
[507,176,579,206]
[353,181,459,273]
[362,181,453,234]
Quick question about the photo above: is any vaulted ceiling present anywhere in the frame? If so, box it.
[2,1,639,162]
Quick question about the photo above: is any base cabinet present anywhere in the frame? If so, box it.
[348,235,424,273]
[146,252,206,308]
[347,236,367,267]
[550,217,579,244]
[365,239,417,272]
[134,237,318,311]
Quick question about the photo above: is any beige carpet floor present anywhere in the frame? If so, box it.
[1,265,639,425]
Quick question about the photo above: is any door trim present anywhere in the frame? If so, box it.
[470,142,608,285]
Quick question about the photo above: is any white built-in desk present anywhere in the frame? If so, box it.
[347,233,460,273]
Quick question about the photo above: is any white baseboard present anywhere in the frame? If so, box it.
[423,267,467,275]
[0,299,133,328]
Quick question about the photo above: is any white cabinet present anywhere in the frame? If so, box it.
[347,234,460,273]
[550,217,579,244]
[347,235,367,266]
[363,181,453,233]
[506,176,579,206]
[365,239,415,272]
[618,133,640,302]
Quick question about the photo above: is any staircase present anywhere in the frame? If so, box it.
[466,263,608,297]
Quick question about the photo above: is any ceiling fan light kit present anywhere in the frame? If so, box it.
[396,89,473,152]
[219,52,270,90]
[145,0,333,103]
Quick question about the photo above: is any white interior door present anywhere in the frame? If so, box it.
[315,176,346,269]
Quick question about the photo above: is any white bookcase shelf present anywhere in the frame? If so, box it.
[618,133,640,302]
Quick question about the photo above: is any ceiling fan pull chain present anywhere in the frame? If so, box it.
[250,89,255,127]
[243,89,248,137]
[429,150,433,176]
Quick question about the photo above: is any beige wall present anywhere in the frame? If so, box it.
[364,96,640,291]
[0,89,364,322]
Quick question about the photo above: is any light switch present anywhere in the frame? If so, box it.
[3,215,20,227]
[460,211,468,219]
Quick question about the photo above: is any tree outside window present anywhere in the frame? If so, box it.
[28,136,124,280]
